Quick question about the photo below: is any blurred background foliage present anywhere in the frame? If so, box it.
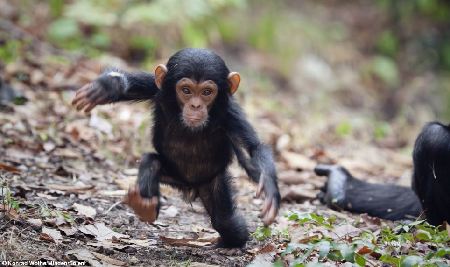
[1,0,450,148]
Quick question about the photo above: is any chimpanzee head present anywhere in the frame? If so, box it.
[154,48,240,130]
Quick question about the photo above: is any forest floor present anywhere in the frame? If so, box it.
[1,17,450,267]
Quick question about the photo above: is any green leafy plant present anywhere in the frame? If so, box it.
[252,226,272,241]
[2,186,20,211]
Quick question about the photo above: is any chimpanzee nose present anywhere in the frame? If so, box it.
[191,103,201,109]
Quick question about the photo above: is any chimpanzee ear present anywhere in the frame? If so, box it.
[154,64,168,90]
[227,72,240,95]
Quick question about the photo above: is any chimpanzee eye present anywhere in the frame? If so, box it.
[202,89,212,96]
[182,87,191,94]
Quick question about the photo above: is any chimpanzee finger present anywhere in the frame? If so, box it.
[84,95,108,113]
[72,85,90,106]
[263,198,278,226]
[314,164,334,176]
[75,99,92,112]
[256,177,264,198]
[261,197,272,216]
[76,87,105,112]
[83,103,97,114]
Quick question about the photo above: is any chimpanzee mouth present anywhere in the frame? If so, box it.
[181,115,209,130]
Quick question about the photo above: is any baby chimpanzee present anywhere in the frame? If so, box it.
[73,48,281,248]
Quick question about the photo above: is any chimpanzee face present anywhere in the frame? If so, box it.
[175,78,218,129]
[153,49,241,130]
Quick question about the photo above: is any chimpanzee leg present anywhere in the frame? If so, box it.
[315,165,422,221]
[137,153,162,216]
[198,173,249,248]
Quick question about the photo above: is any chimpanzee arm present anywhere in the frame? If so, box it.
[226,100,280,225]
[72,69,158,113]
[315,165,422,221]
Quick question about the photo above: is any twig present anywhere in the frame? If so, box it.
[104,200,123,214]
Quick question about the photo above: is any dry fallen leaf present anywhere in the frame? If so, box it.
[0,204,21,221]
[66,249,101,267]
[78,222,129,241]
[332,224,362,238]
[281,185,318,202]
[281,151,316,171]
[358,246,373,255]
[53,148,81,159]
[87,238,156,251]
[41,227,63,243]
[160,235,218,247]
[27,218,43,227]
[59,226,78,236]
[89,113,113,136]
[161,205,178,218]
[48,183,95,194]
[98,190,126,197]
[91,252,126,266]
[0,162,20,173]
[65,119,96,141]
[247,250,276,267]
[73,203,97,218]
[36,192,58,200]
[115,176,136,190]
[248,243,276,255]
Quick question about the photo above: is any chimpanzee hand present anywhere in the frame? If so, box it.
[123,185,159,223]
[72,73,124,113]
[256,172,281,226]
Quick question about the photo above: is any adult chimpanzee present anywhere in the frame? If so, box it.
[315,122,450,226]
[72,48,281,248]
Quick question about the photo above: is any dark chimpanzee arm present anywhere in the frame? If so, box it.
[315,164,422,221]
[72,69,158,113]
[226,100,281,225]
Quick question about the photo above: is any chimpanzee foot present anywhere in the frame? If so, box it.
[314,164,352,210]
[124,185,159,223]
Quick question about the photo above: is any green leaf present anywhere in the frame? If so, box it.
[252,226,272,241]
[415,229,432,241]
[13,96,28,105]
[316,240,331,259]
[338,244,355,263]
[335,121,352,137]
[49,0,64,17]
[380,254,400,266]
[89,33,111,49]
[400,255,423,267]
[434,248,450,258]
[370,56,399,87]
[47,18,80,41]
[0,40,21,63]
[327,250,343,261]
[66,0,117,26]
[354,253,366,267]
[376,30,398,57]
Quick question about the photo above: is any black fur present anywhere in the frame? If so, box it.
[93,48,280,247]
[315,165,422,221]
[413,122,450,225]
[316,122,450,225]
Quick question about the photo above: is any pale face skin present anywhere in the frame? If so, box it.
[175,78,218,128]
[154,64,241,130]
